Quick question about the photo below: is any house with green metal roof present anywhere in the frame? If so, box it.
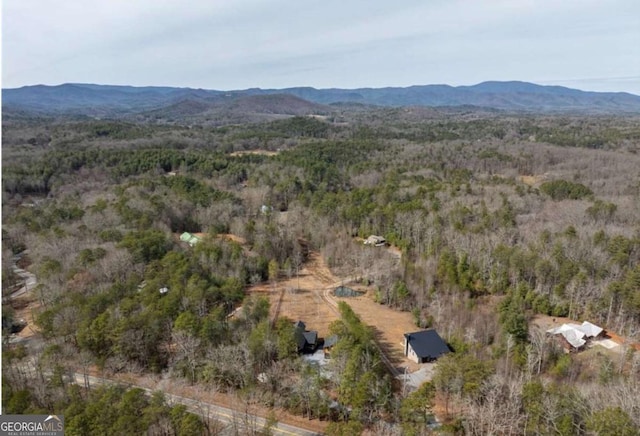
[180,232,201,247]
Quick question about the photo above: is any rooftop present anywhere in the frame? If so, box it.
[405,329,450,360]
[546,321,604,348]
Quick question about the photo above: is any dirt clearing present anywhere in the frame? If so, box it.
[249,251,423,372]
[248,252,339,338]
[332,292,422,372]
[519,174,546,186]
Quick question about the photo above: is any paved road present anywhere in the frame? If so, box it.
[71,373,323,436]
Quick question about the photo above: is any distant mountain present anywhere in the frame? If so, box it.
[219,94,331,115]
[2,83,220,116]
[132,94,331,125]
[3,81,640,116]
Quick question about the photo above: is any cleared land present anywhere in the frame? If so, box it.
[248,252,339,338]
[518,174,546,186]
[249,251,423,372]
[332,291,422,372]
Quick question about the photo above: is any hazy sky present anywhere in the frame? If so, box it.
[3,0,640,94]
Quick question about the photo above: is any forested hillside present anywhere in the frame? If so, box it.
[3,108,640,435]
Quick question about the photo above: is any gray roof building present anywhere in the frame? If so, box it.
[404,329,450,363]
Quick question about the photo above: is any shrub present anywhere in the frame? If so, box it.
[540,180,592,201]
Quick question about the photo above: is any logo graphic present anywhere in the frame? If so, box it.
[0,414,64,436]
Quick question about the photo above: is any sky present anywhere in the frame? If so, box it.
[3,0,640,94]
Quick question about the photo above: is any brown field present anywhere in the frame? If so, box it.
[248,252,339,338]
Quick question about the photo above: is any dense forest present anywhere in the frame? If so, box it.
[2,108,640,435]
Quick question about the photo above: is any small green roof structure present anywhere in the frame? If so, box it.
[180,232,201,247]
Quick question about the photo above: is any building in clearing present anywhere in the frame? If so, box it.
[404,329,450,363]
[546,321,604,352]
[180,232,201,247]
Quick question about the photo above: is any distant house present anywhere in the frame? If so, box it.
[180,232,201,247]
[404,329,450,363]
[546,321,604,352]
[364,235,386,246]
[294,320,318,353]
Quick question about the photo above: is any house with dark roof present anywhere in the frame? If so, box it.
[404,329,450,363]
[323,335,339,358]
[294,320,318,353]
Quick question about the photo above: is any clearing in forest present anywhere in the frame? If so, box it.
[248,252,339,338]
[249,251,423,372]
[519,174,546,186]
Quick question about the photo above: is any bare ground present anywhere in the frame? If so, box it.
[249,251,423,372]
[332,292,422,373]
[248,252,339,338]
[519,174,547,186]
[10,295,41,340]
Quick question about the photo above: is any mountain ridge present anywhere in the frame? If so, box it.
[4,81,640,115]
